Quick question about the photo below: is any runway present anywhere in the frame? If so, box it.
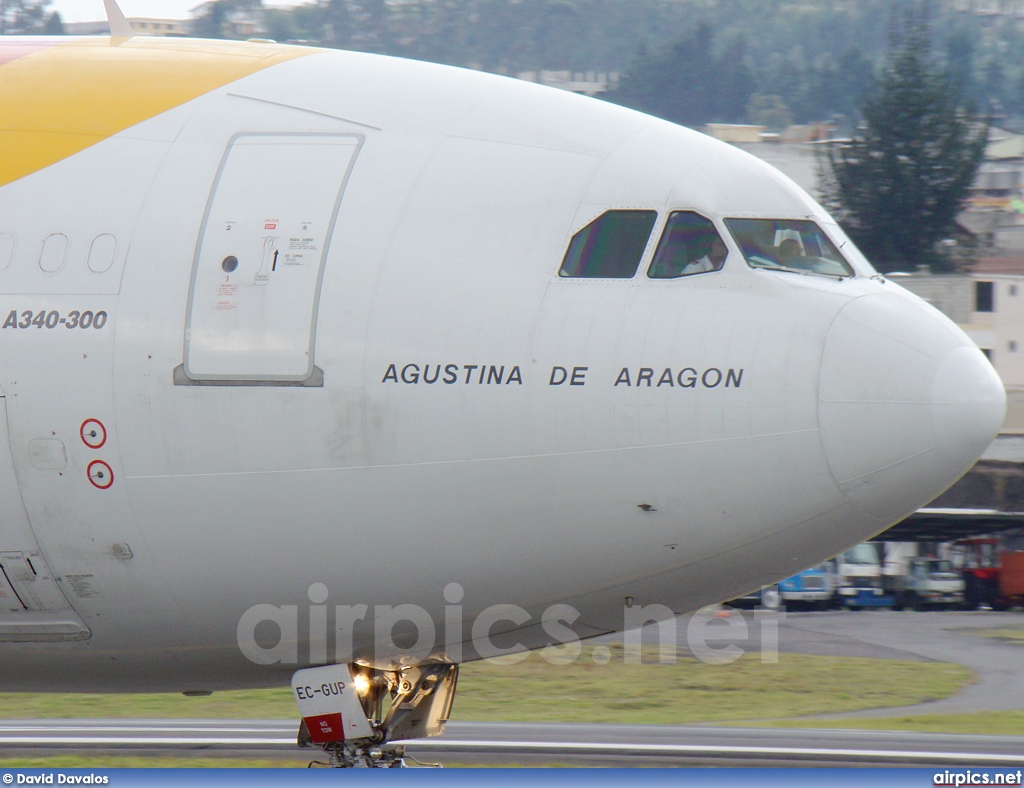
[2,720,1024,766]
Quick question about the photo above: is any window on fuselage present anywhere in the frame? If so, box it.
[647,211,727,279]
[724,218,854,278]
[559,210,657,278]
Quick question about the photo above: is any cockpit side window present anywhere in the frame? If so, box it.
[559,210,657,278]
[724,218,854,278]
[647,211,727,279]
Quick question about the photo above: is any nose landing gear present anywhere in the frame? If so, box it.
[293,662,458,768]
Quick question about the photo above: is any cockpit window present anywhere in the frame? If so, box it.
[559,210,657,278]
[724,218,854,278]
[647,211,727,279]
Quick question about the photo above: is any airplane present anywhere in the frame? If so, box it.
[0,0,1005,767]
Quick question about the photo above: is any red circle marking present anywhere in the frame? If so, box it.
[80,418,106,449]
[87,459,114,490]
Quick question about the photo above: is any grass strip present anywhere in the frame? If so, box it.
[453,647,969,724]
[0,646,970,725]
[967,628,1024,643]
[757,711,1024,736]
[0,756,302,768]
[0,689,296,720]
[0,756,570,768]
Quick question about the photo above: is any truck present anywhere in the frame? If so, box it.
[891,557,965,610]
[1000,552,1024,609]
[834,543,893,609]
[953,538,1006,609]
[778,563,834,610]
[952,539,1024,610]
[726,584,780,610]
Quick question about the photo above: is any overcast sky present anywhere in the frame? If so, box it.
[49,1,307,24]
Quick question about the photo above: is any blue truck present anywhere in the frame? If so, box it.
[778,563,835,610]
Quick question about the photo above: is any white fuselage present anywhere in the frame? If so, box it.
[0,40,1005,692]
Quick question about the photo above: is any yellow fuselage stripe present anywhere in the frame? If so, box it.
[0,37,313,188]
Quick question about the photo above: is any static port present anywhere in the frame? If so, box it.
[221,255,238,273]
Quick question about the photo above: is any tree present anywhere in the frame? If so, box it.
[614,22,754,127]
[42,9,61,34]
[944,28,976,100]
[0,0,52,34]
[823,3,987,271]
[191,1,229,39]
[322,0,352,47]
[537,1,587,71]
[981,57,1007,115]
[192,0,263,40]
[746,94,792,131]
[263,9,294,43]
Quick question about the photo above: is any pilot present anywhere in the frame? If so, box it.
[648,225,690,278]
[681,235,727,275]
[778,237,802,263]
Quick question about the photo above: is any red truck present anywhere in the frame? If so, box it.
[1000,552,1024,608]
[954,538,1024,609]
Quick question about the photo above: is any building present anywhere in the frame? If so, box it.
[894,264,1024,432]
[62,21,113,35]
[896,261,1024,386]
[189,3,266,38]
[128,18,191,36]
[515,71,619,97]
[952,0,1024,17]
[63,18,191,36]
[703,124,765,144]
[734,141,823,197]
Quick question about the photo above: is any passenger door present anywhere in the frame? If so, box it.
[182,133,361,384]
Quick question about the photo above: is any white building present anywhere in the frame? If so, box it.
[63,18,191,36]
[897,264,1024,431]
[953,0,1024,16]
[128,18,191,36]
[515,71,618,97]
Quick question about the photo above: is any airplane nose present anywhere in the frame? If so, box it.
[818,291,1005,523]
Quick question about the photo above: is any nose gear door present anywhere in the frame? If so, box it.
[0,393,90,641]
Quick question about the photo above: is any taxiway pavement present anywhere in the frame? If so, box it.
[2,719,1023,766]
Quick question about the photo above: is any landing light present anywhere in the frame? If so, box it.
[353,672,372,696]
